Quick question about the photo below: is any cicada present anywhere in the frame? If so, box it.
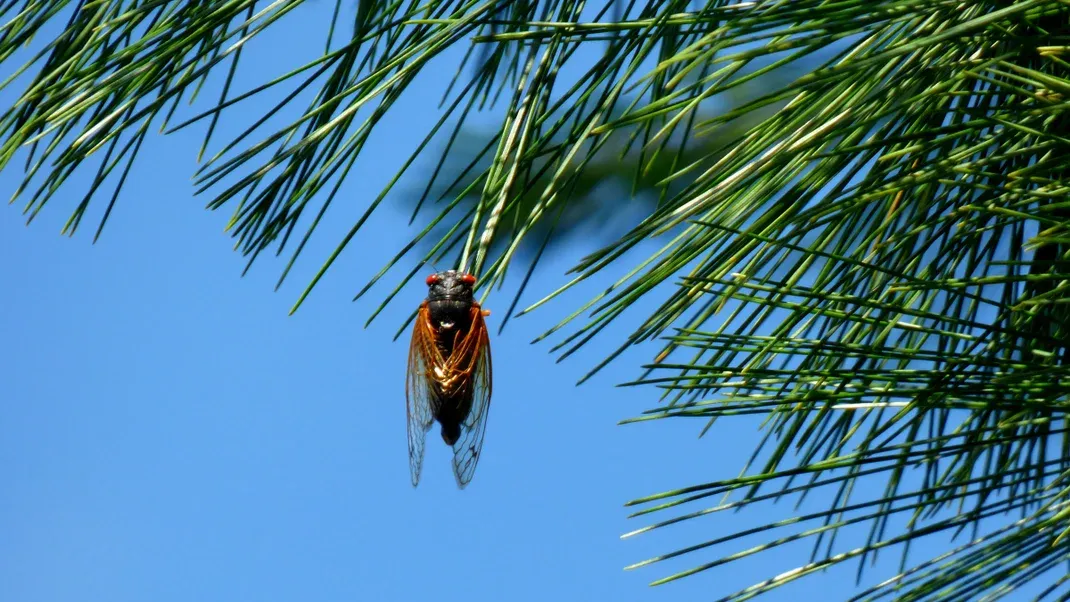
[406,270,492,488]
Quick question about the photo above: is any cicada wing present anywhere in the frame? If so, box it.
[406,302,440,487]
[451,305,493,489]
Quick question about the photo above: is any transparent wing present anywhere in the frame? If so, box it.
[406,302,439,487]
[452,305,493,489]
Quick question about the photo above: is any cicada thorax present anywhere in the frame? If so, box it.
[427,298,474,349]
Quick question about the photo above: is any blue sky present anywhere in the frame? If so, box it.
[0,3,1002,601]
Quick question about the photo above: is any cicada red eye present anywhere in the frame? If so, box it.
[461,273,477,285]
[426,274,439,286]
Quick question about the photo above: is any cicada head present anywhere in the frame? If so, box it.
[425,270,476,303]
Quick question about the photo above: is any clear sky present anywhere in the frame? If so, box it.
[0,3,989,602]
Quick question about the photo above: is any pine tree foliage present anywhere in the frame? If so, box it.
[2,0,1069,598]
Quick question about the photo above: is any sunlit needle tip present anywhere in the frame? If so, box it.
[620,526,651,539]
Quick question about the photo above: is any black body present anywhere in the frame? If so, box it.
[426,270,476,445]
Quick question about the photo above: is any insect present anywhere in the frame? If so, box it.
[406,269,493,488]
